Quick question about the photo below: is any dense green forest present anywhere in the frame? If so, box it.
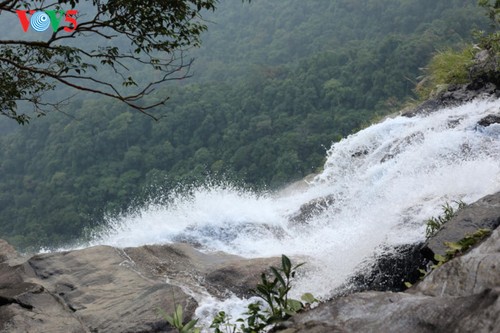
[0,0,491,250]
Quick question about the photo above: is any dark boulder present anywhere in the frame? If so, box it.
[477,114,500,127]
[343,243,427,294]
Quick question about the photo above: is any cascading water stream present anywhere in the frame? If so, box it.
[89,98,500,323]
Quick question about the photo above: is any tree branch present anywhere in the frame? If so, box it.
[0,0,218,123]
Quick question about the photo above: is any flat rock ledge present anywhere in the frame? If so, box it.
[275,192,500,333]
[0,242,279,333]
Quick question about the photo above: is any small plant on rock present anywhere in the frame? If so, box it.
[434,228,492,266]
[254,254,305,322]
[210,254,318,333]
[425,201,466,238]
[160,255,316,333]
[158,302,201,333]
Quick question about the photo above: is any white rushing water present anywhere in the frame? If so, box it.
[90,98,500,322]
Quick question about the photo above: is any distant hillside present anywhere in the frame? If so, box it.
[0,0,491,251]
[190,0,487,81]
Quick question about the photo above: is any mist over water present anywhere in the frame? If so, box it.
[90,98,500,314]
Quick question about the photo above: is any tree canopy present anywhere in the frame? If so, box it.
[0,0,218,123]
[0,0,492,251]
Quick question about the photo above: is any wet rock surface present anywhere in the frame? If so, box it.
[288,195,335,225]
[275,192,500,333]
[477,114,500,127]
[344,243,427,294]
[402,82,499,118]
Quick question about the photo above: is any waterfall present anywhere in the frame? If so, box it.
[90,98,500,320]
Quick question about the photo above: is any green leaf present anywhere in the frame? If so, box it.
[270,267,286,287]
[286,299,304,312]
[164,313,175,327]
[181,319,199,332]
[281,255,292,276]
[174,304,183,327]
[293,262,306,270]
[301,293,318,304]
[256,284,271,296]
[158,307,176,327]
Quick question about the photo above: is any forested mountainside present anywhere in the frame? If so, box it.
[0,0,491,250]
[192,0,486,81]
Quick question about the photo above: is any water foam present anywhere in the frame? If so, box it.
[90,98,500,320]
